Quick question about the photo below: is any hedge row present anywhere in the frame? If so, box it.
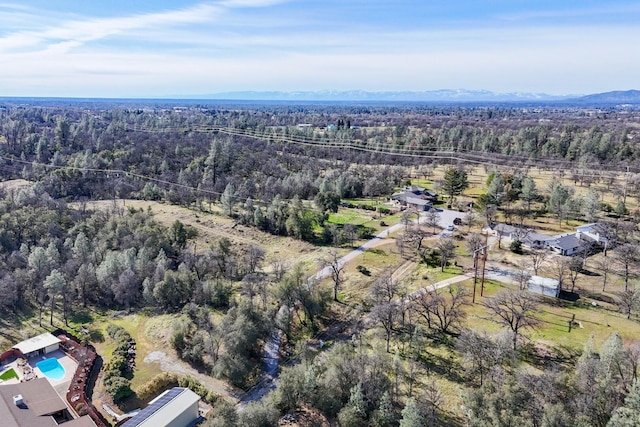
[136,372,221,405]
[103,324,135,402]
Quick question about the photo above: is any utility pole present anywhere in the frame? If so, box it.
[473,249,479,303]
[623,165,630,205]
[480,234,488,297]
[472,235,490,303]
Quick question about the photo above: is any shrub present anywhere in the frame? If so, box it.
[103,323,136,400]
[510,240,523,254]
[106,324,131,342]
[75,402,88,416]
[377,206,391,215]
[177,375,220,404]
[356,265,371,276]
[136,372,179,401]
[104,376,133,402]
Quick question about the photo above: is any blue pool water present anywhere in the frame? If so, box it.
[36,358,65,381]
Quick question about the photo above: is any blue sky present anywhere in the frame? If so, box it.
[1,0,639,97]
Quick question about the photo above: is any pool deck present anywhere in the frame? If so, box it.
[31,350,77,395]
[1,350,77,396]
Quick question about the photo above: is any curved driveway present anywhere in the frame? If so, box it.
[241,208,464,405]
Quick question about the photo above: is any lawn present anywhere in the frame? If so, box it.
[459,279,640,351]
[327,209,371,226]
[91,313,179,391]
[0,368,18,381]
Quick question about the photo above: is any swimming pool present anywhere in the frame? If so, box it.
[36,358,65,381]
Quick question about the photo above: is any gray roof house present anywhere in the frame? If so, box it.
[482,223,554,249]
[523,231,555,249]
[404,196,432,211]
[482,223,519,239]
[548,234,585,256]
[0,377,96,427]
[576,223,611,245]
[391,186,438,205]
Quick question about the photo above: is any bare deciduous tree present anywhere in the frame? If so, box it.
[412,284,470,334]
[528,249,548,276]
[436,238,456,272]
[456,328,514,386]
[515,268,532,291]
[270,259,288,283]
[568,257,583,293]
[244,244,265,275]
[463,209,476,233]
[369,273,402,352]
[594,256,613,292]
[424,209,441,234]
[485,289,540,350]
[615,243,639,291]
[466,233,484,256]
[550,256,570,292]
[371,303,398,353]
[616,286,640,319]
[320,249,345,302]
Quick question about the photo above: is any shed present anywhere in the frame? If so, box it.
[527,276,561,298]
[120,387,200,427]
[13,333,61,359]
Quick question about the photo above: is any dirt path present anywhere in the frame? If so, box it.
[392,260,416,282]
[142,351,241,402]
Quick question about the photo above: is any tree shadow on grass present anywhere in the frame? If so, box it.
[69,308,94,324]
[519,341,580,369]
[417,350,465,384]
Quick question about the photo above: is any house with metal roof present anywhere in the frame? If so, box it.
[119,388,201,427]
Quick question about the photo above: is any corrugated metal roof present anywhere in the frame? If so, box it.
[527,275,560,297]
[122,388,200,427]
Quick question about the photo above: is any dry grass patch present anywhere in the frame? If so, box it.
[75,199,332,268]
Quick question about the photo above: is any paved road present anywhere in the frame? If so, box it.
[315,208,464,280]
[241,208,466,406]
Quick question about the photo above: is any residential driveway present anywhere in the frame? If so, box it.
[431,208,465,229]
[250,207,468,406]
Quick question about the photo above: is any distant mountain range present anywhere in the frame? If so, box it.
[193,89,571,102]
[574,90,640,104]
[186,89,640,104]
[3,90,640,106]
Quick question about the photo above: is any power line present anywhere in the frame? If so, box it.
[122,124,639,178]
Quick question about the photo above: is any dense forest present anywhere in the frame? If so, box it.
[1,101,640,426]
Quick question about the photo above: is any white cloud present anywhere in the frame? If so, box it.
[0,3,225,54]
[0,1,639,96]
[219,0,289,7]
